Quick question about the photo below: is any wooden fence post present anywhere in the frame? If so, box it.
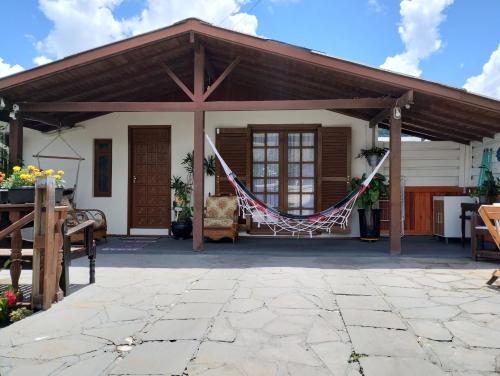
[32,177,68,310]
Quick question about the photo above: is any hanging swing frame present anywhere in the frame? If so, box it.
[32,129,85,203]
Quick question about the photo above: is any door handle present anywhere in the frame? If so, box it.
[133,175,137,184]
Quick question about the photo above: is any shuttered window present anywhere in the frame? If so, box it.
[318,127,351,232]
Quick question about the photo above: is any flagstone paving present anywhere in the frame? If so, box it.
[1,239,500,375]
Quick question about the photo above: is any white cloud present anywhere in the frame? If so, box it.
[36,0,258,60]
[368,0,382,13]
[33,55,53,66]
[381,0,454,77]
[463,44,500,99]
[0,57,24,78]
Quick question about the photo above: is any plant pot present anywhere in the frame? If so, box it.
[479,195,489,204]
[171,220,193,239]
[7,187,63,204]
[0,189,8,204]
[366,153,382,168]
[358,208,381,241]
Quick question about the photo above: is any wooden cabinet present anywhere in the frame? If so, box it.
[433,196,474,241]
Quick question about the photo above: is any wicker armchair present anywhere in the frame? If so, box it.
[62,197,107,243]
[204,194,239,242]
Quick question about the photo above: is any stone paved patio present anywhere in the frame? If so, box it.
[1,237,500,375]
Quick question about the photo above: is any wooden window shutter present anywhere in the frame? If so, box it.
[318,127,351,232]
[215,128,250,195]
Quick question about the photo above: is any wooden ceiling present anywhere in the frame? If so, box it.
[0,18,499,143]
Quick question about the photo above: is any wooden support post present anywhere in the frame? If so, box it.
[389,106,402,255]
[9,117,23,166]
[193,43,205,251]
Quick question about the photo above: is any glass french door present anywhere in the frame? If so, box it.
[251,130,316,217]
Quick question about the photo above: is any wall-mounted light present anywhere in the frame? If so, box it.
[0,97,5,111]
[9,104,19,120]
[393,106,401,120]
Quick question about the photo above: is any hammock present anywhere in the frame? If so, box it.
[206,135,390,237]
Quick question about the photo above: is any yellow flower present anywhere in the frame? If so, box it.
[12,166,21,172]
[54,174,61,180]
[20,174,30,180]
[57,170,64,176]
[44,169,54,176]
[34,171,42,177]
[27,165,36,171]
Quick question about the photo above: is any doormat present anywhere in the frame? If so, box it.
[101,237,159,251]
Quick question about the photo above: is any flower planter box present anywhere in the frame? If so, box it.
[7,187,63,204]
[0,189,8,204]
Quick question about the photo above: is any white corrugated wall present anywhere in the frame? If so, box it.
[470,134,500,186]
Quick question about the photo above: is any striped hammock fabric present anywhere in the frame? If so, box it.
[206,135,390,237]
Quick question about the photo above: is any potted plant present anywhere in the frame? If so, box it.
[1,165,65,204]
[349,173,389,240]
[0,172,7,204]
[357,147,388,168]
[170,176,193,239]
[170,152,216,239]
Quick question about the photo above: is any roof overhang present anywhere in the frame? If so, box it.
[0,18,499,143]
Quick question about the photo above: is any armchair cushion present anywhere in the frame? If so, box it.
[206,195,238,219]
[204,217,234,228]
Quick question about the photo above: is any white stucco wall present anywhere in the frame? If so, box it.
[22,110,469,235]
[470,134,500,186]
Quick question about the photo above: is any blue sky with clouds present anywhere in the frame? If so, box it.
[1,0,499,99]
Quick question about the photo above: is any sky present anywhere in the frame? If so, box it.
[0,0,499,99]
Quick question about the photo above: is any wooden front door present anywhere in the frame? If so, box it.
[129,126,171,229]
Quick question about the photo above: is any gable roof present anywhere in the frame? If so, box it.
[1,18,499,142]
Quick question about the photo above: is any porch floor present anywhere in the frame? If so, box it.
[1,236,500,375]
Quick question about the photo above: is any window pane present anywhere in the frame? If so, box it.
[302,209,314,215]
[253,164,265,177]
[98,142,110,151]
[302,148,314,162]
[302,163,314,177]
[267,133,279,146]
[288,163,300,177]
[253,179,265,193]
[256,194,265,202]
[267,148,279,162]
[267,179,279,192]
[288,148,300,162]
[267,194,279,208]
[302,179,314,193]
[253,149,265,162]
[98,156,110,193]
[288,194,300,209]
[302,194,314,208]
[302,133,314,147]
[288,178,300,193]
[288,133,300,147]
[253,133,265,147]
[289,210,301,215]
[267,163,279,177]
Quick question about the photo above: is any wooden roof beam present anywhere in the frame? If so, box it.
[22,113,74,129]
[18,97,394,113]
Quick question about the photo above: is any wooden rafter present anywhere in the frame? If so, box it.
[164,64,195,101]
[203,57,241,101]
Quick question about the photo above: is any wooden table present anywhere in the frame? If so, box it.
[460,202,480,248]
[0,204,35,292]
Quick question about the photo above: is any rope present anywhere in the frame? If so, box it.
[206,134,389,236]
